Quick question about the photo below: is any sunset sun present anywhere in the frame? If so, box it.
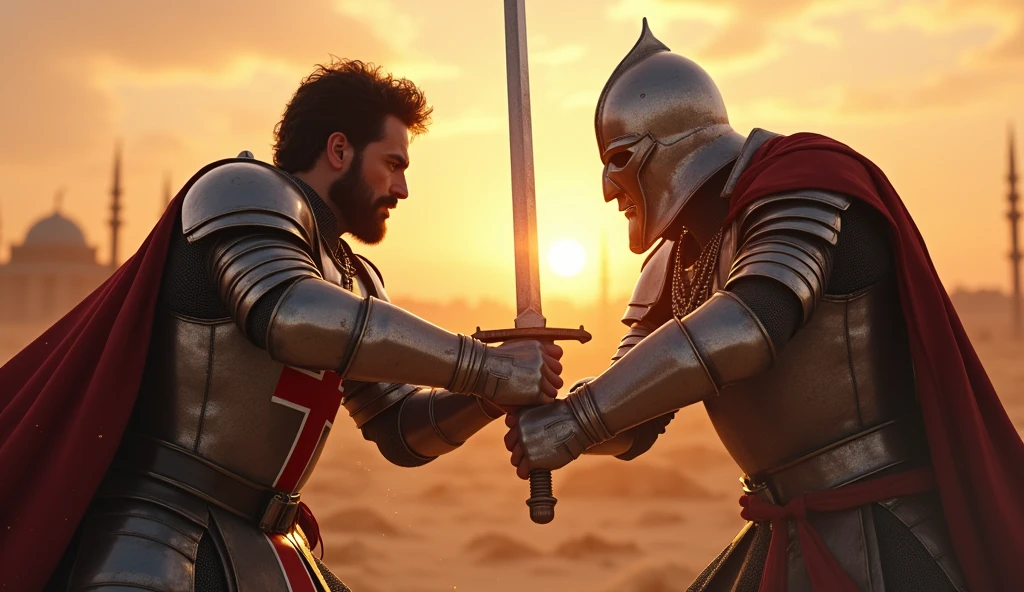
[548,238,586,277]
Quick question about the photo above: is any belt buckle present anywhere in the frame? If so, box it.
[259,492,301,534]
[740,475,777,505]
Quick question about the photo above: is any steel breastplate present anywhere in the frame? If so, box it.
[130,236,383,494]
[703,274,920,478]
[133,310,343,493]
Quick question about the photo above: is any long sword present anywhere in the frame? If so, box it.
[472,0,590,525]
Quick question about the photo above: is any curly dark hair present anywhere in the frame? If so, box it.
[273,59,432,173]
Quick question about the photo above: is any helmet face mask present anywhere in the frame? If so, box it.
[601,134,657,254]
[595,19,746,253]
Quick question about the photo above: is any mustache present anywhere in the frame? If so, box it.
[375,196,399,209]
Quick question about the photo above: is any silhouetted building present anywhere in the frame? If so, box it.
[1009,126,1022,339]
[0,209,108,323]
[109,142,123,270]
[0,144,125,324]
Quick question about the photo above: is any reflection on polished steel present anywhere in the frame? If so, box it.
[504,0,543,329]
[474,0,594,525]
[595,19,745,253]
[66,152,565,588]
[725,189,851,323]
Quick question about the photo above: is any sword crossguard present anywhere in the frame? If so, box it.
[472,324,590,525]
[471,326,592,344]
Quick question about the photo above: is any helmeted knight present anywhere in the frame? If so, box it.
[504,19,1002,592]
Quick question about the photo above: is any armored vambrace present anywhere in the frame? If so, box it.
[563,189,850,450]
[208,231,537,400]
[184,160,546,401]
[575,292,776,443]
[343,381,504,463]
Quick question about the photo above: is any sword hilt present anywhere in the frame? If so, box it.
[471,325,590,524]
[526,469,556,524]
[472,325,591,344]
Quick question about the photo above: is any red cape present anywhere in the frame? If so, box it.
[727,133,1024,590]
[0,163,224,591]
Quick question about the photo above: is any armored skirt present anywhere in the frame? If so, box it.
[48,471,351,592]
[689,490,964,591]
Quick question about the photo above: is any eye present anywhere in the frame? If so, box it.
[609,151,632,169]
[388,162,398,172]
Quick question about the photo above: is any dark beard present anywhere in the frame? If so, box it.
[327,152,398,244]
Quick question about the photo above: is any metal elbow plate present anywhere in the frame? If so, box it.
[209,233,322,330]
[725,190,852,323]
[266,277,366,371]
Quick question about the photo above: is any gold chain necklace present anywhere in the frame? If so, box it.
[671,227,723,320]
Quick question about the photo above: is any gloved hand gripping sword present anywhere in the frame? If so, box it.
[472,0,591,525]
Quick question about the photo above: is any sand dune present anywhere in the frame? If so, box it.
[319,507,403,537]
[464,532,544,563]
[324,540,378,567]
[554,533,640,559]
[3,295,1022,591]
[561,460,718,500]
[602,561,700,592]
[659,443,734,471]
[636,510,687,527]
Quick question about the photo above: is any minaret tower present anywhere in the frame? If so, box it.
[163,171,172,209]
[1009,125,1022,339]
[599,232,610,314]
[110,142,123,270]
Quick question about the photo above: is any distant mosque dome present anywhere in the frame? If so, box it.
[23,213,88,247]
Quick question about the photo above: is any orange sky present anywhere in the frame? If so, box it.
[2,0,1024,306]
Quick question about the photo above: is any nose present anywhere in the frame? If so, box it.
[390,177,409,200]
[603,173,623,203]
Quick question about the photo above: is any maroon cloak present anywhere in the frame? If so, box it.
[727,133,1024,591]
[0,163,226,591]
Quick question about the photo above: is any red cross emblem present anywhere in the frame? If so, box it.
[270,367,344,492]
[267,533,318,592]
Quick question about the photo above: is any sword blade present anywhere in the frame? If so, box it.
[504,0,545,329]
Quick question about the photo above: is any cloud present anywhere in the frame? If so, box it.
[335,0,461,84]
[388,61,462,83]
[0,0,394,165]
[532,44,589,67]
[561,90,599,111]
[828,0,1024,117]
[428,111,505,139]
[606,0,872,65]
[866,0,1024,64]
[604,0,1024,120]
[838,68,1020,115]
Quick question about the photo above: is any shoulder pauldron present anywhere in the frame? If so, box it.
[621,239,674,326]
[181,159,318,252]
[725,189,853,324]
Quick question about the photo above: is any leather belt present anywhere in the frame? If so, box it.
[115,435,301,534]
[741,415,929,505]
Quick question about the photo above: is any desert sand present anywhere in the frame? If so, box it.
[2,293,1021,592]
[298,295,1024,592]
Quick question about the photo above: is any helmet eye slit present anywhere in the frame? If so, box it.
[609,151,632,169]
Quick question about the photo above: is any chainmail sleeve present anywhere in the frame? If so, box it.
[726,196,894,352]
[615,411,676,461]
[157,211,233,320]
[359,402,434,468]
[604,320,678,461]
[569,191,900,445]
[206,228,323,346]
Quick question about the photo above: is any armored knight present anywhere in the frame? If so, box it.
[29,61,562,592]
[507,20,1024,592]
